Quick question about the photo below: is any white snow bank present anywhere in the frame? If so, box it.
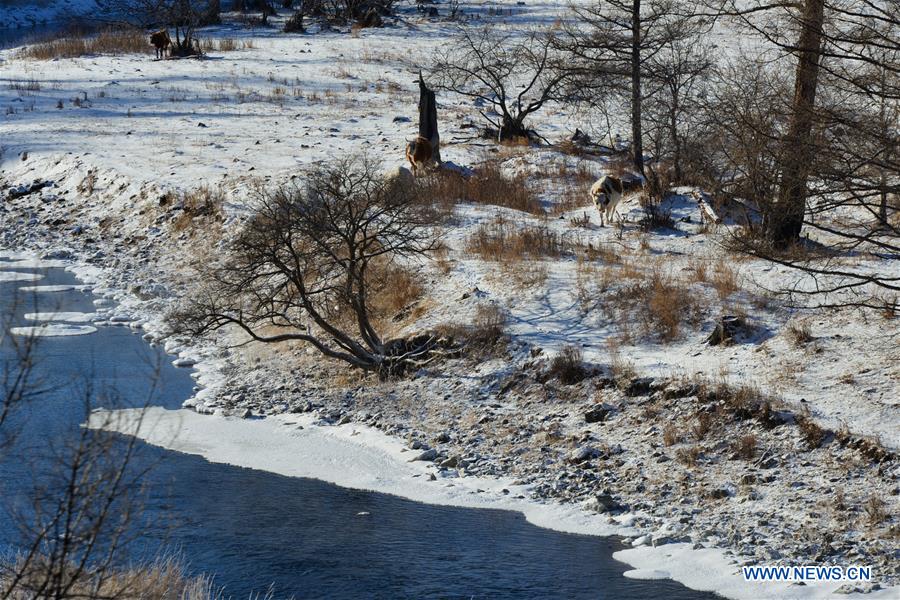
[17,284,84,293]
[88,408,633,541]
[615,544,897,600]
[11,324,97,336]
[24,311,98,323]
[0,271,43,282]
[87,408,897,600]
[3,258,71,269]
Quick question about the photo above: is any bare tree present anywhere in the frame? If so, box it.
[431,27,568,142]
[702,0,899,246]
[0,313,170,597]
[555,0,702,174]
[170,156,450,378]
[96,0,218,55]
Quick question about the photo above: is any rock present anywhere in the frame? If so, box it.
[409,448,438,462]
[434,432,450,443]
[585,493,624,513]
[623,377,655,397]
[172,357,196,368]
[440,456,459,468]
[708,488,730,499]
[238,408,253,419]
[584,404,614,423]
[706,315,749,346]
[631,535,649,547]
[568,445,602,463]
[392,116,411,123]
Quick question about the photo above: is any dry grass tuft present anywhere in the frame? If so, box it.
[786,320,813,346]
[676,445,702,467]
[734,433,757,459]
[710,260,740,299]
[418,162,542,215]
[864,495,887,526]
[797,415,828,449]
[546,345,589,385]
[437,304,507,355]
[17,29,149,60]
[201,37,255,52]
[607,267,701,342]
[465,217,567,261]
[172,186,225,232]
[1,555,228,600]
[662,424,679,447]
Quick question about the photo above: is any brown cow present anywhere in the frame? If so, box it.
[150,29,171,60]
[405,136,433,175]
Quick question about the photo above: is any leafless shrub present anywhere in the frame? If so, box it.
[431,27,568,141]
[169,155,445,378]
[546,345,588,385]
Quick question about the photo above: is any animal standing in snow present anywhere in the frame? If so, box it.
[590,175,625,226]
[405,136,433,175]
[150,29,171,60]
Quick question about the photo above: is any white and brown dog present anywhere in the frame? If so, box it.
[590,175,625,226]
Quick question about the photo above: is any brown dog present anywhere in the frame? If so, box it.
[150,29,171,60]
[405,136,433,175]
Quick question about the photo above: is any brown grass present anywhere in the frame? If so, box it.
[691,412,713,441]
[546,345,589,385]
[17,29,149,60]
[662,424,679,447]
[786,320,813,346]
[734,433,757,459]
[465,217,567,261]
[710,260,740,299]
[372,264,424,320]
[1,555,228,599]
[864,495,887,526]
[437,303,507,354]
[607,267,701,342]
[676,445,702,467]
[419,162,542,215]
[797,415,827,449]
[171,186,225,232]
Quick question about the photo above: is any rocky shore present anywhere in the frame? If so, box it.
[2,164,897,597]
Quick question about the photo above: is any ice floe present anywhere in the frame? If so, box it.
[11,324,98,337]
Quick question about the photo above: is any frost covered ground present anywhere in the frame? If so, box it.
[1,3,898,599]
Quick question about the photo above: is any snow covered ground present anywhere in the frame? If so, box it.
[1,3,897,598]
[0,0,98,30]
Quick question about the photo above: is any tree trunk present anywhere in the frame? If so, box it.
[418,72,441,163]
[630,0,644,175]
[770,0,826,246]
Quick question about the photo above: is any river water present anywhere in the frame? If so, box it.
[0,261,718,599]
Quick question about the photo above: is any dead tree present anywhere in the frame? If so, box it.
[417,72,441,164]
[170,156,449,378]
[431,27,568,142]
